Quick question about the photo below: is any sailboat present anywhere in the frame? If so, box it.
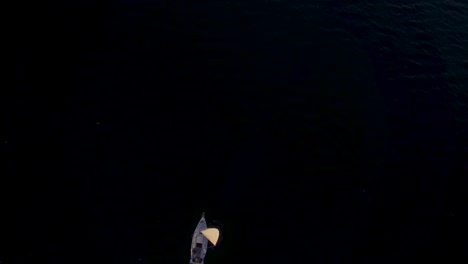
[190,212,220,264]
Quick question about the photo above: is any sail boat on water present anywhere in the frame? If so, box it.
[190,212,220,264]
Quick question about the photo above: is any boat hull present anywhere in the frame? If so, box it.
[190,213,208,264]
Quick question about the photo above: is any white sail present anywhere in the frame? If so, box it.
[201,228,220,246]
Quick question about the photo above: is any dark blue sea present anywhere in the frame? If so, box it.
[7,0,467,263]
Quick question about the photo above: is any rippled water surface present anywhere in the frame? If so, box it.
[8,1,467,263]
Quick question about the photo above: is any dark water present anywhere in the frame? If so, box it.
[6,0,467,263]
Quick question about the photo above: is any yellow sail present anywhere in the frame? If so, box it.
[201,228,220,246]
